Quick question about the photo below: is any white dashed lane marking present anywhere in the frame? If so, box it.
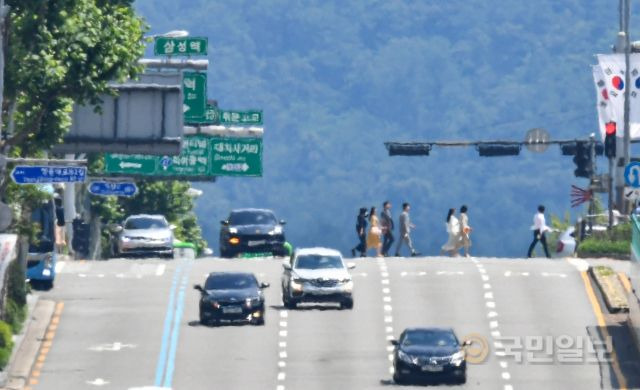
[276,310,288,390]
[474,260,513,390]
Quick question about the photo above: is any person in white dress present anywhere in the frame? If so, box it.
[441,208,461,257]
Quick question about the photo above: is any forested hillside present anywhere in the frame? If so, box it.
[134,0,629,257]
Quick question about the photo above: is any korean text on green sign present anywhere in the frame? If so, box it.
[154,37,208,56]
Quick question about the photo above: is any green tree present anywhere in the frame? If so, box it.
[2,0,147,155]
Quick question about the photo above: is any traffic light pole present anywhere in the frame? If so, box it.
[589,135,597,232]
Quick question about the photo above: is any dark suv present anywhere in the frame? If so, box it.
[219,209,286,258]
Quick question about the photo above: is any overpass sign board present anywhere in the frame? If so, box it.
[210,137,262,176]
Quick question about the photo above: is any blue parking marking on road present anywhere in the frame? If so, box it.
[154,260,185,386]
[163,263,193,388]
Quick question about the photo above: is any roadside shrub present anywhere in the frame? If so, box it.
[4,299,26,334]
[578,238,630,256]
[0,321,14,369]
[6,260,26,307]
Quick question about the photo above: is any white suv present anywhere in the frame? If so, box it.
[281,247,355,309]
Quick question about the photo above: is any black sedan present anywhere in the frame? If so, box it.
[194,272,269,326]
[391,327,469,384]
[219,208,287,258]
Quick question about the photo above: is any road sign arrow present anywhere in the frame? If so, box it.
[119,162,142,169]
[183,103,190,113]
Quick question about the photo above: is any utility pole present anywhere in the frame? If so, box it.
[589,134,597,232]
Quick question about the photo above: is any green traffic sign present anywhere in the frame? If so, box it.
[210,137,262,176]
[154,37,208,56]
[220,110,262,125]
[104,136,262,178]
[183,72,207,122]
[185,106,263,126]
[104,154,157,175]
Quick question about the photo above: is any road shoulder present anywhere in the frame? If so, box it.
[1,298,55,390]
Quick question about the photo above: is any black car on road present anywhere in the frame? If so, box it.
[219,208,286,258]
[195,272,269,326]
[391,327,468,384]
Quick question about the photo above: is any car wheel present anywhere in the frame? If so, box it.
[283,293,297,309]
[340,298,354,310]
[393,372,405,384]
[220,247,233,258]
[42,280,54,290]
[199,311,207,325]
[252,316,265,326]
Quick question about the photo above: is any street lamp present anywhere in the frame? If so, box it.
[146,30,189,39]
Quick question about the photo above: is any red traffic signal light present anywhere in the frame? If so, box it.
[605,121,616,158]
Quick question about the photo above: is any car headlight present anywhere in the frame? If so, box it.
[450,350,465,366]
[268,226,283,235]
[245,297,261,308]
[397,350,414,364]
[121,236,131,242]
[210,301,220,309]
[341,279,353,292]
[43,254,53,269]
[291,278,303,291]
[229,227,238,234]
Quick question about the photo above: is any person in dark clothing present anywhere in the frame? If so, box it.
[380,201,394,256]
[351,207,368,257]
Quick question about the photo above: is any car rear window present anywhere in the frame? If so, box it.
[124,217,167,230]
[205,274,257,290]
[230,211,276,225]
[295,255,343,269]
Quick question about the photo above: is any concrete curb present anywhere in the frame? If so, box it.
[589,266,629,313]
[0,297,55,390]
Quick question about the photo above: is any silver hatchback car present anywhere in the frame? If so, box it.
[111,214,174,258]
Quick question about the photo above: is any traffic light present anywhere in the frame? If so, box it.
[560,142,604,156]
[573,141,593,178]
[605,121,617,158]
[477,144,520,157]
[386,142,431,156]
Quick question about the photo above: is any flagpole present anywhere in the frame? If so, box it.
[623,0,631,213]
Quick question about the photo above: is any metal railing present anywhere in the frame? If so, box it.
[631,214,640,261]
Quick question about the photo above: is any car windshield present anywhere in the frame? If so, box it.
[230,211,277,225]
[295,255,344,270]
[124,217,168,230]
[205,274,257,290]
[402,330,458,347]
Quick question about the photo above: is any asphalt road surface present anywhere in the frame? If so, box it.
[24,256,639,390]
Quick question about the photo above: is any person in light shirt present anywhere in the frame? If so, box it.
[527,205,551,258]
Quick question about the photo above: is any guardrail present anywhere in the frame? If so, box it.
[632,215,640,261]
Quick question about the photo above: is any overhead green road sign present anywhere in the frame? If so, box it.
[183,72,207,122]
[186,106,263,126]
[104,154,156,175]
[211,137,262,176]
[221,110,262,125]
[154,37,208,56]
[104,135,262,178]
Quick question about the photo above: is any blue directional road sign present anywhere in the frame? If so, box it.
[11,166,87,184]
[88,181,137,197]
[625,162,640,188]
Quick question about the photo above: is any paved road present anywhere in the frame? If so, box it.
[25,256,636,390]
